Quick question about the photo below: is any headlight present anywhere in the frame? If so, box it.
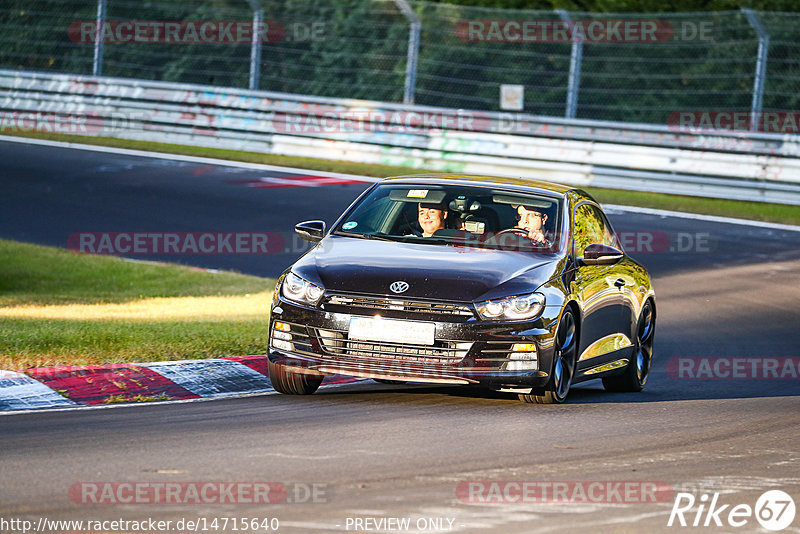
[281,272,325,306]
[475,293,545,321]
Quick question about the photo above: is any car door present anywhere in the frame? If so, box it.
[571,202,628,369]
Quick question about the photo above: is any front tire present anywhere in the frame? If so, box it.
[603,300,655,393]
[268,360,323,395]
[519,309,578,404]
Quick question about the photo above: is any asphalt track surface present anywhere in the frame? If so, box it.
[1,138,799,533]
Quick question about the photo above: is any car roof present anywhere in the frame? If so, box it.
[380,173,581,198]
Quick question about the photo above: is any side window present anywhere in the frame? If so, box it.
[574,203,616,257]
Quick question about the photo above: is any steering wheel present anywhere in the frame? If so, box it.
[490,227,552,248]
[493,227,529,238]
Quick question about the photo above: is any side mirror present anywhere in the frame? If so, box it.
[578,243,624,266]
[295,220,326,243]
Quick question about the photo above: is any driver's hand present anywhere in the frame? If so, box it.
[527,229,546,244]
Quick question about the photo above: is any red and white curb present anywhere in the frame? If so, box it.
[0,356,361,412]
[0,370,77,410]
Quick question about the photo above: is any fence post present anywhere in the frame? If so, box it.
[92,0,107,76]
[246,0,263,90]
[394,0,421,105]
[557,10,582,119]
[742,9,769,132]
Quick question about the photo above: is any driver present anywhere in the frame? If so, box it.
[516,205,549,245]
[418,203,448,237]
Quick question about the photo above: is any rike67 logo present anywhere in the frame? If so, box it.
[668,490,796,531]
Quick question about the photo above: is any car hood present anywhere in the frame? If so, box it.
[291,236,562,302]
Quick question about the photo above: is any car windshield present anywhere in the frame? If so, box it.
[333,184,563,252]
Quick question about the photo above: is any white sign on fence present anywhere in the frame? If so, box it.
[500,84,524,111]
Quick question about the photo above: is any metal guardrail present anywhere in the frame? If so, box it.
[1,69,799,204]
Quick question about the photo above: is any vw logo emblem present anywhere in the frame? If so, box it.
[390,281,409,294]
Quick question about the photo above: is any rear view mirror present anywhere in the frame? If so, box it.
[578,243,624,266]
[295,220,326,243]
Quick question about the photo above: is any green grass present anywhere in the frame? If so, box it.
[7,131,799,226]
[0,239,274,370]
[586,189,800,226]
[0,239,269,306]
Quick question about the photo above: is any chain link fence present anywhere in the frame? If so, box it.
[1,0,799,127]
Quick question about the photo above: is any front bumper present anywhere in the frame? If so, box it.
[267,295,560,392]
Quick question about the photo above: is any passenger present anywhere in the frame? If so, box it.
[418,203,448,237]
[516,205,550,245]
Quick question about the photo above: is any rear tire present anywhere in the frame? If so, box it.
[519,309,578,404]
[268,360,323,395]
[603,300,655,393]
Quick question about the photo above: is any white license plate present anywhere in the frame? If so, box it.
[349,317,435,346]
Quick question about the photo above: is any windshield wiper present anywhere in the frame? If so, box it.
[393,234,449,245]
[333,231,396,241]
[334,231,450,245]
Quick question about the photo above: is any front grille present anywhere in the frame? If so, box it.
[316,328,472,364]
[324,293,474,317]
